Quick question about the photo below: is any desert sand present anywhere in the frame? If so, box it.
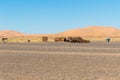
[0,26,120,38]
[56,26,120,38]
[0,30,25,37]
[0,42,120,80]
[0,26,120,80]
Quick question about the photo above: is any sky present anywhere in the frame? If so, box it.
[0,0,120,34]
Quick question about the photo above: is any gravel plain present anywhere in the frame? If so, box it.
[0,42,120,80]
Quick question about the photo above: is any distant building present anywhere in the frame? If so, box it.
[106,38,111,42]
[1,37,8,43]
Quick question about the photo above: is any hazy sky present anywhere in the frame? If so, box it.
[0,0,120,34]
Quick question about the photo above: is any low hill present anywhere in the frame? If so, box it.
[0,30,25,37]
[56,26,120,38]
[0,26,120,38]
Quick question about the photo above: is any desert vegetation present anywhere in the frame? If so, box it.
[1,37,120,43]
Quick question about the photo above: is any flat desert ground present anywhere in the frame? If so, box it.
[0,42,120,80]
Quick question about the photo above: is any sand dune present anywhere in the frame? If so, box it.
[0,30,55,38]
[0,26,120,38]
[0,30,25,37]
[56,26,120,38]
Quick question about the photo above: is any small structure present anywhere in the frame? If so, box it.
[42,36,48,42]
[2,37,8,43]
[55,37,90,43]
[55,37,64,42]
[106,38,111,42]
[66,37,90,43]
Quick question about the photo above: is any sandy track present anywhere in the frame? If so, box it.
[0,42,120,80]
[0,42,120,53]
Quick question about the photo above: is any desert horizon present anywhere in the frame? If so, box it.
[1,26,120,43]
[0,26,120,38]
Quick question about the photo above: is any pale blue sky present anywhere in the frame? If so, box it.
[0,0,120,34]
